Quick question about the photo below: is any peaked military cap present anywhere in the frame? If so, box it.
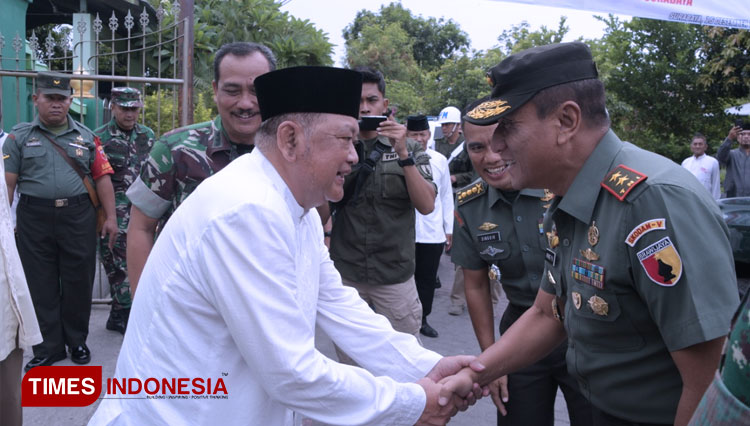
[406,115,429,131]
[741,121,750,132]
[36,72,72,96]
[255,66,362,122]
[111,87,143,107]
[465,42,598,125]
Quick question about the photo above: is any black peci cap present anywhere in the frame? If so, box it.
[406,115,429,131]
[255,66,362,122]
[465,42,598,125]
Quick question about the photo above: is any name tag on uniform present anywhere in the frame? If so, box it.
[381,152,399,161]
[25,141,42,147]
[545,248,557,266]
[477,232,500,243]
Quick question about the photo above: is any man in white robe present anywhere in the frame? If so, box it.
[89,66,478,426]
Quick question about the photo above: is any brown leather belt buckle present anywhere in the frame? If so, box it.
[54,198,69,207]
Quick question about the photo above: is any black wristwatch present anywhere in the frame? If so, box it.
[397,154,415,167]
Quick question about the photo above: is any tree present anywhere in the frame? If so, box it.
[343,2,469,71]
[345,22,420,83]
[496,18,571,55]
[700,28,750,101]
[596,17,734,161]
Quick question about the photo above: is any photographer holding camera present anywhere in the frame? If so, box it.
[717,120,750,197]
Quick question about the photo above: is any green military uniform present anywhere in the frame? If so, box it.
[452,181,592,425]
[689,292,750,425]
[330,135,434,285]
[94,87,155,315]
[126,116,253,223]
[540,130,739,424]
[3,108,109,359]
[434,134,464,160]
[448,143,476,189]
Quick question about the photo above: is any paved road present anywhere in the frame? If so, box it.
[21,254,579,425]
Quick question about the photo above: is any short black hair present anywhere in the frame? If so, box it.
[352,66,385,96]
[531,79,610,128]
[213,42,276,82]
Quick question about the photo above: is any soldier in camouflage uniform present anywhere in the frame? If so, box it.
[125,42,275,296]
[94,87,155,334]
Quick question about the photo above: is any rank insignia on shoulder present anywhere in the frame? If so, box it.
[478,222,498,231]
[637,236,682,286]
[601,164,647,201]
[457,181,486,205]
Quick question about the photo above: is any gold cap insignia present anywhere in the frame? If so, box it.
[572,292,582,310]
[467,99,511,120]
[588,295,609,316]
[53,79,61,85]
[478,222,498,231]
[587,221,599,246]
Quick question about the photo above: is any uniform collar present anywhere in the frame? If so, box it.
[32,114,80,136]
[487,184,545,207]
[555,129,622,224]
[206,116,233,157]
[107,117,143,138]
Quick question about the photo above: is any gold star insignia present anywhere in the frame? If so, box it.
[617,176,630,186]
[609,171,622,182]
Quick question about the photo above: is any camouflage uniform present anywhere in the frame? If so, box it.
[126,116,253,225]
[94,87,155,312]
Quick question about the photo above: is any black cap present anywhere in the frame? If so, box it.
[465,42,598,125]
[742,121,750,132]
[406,115,429,131]
[255,66,362,122]
[36,72,72,96]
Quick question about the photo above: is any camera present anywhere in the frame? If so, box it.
[359,115,387,131]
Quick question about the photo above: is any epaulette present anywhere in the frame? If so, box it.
[456,180,487,206]
[601,164,647,202]
[10,121,32,132]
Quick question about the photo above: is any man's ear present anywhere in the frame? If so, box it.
[276,120,305,161]
[556,101,582,145]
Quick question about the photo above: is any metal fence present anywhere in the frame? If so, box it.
[0,0,191,137]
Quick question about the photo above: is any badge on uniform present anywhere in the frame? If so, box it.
[478,222,498,231]
[580,221,600,261]
[25,141,41,147]
[625,218,666,247]
[588,295,609,316]
[547,270,556,286]
[480,246,504,257]
[545,248,557,266]
[541,189,554,202]
[572,291,582,310]
[75,148,83,157]
[381,152,399,161]
[477,232,500,243]
[571,258,605,289]
[637,236,682,286]
[551,298,563,322]
[488,264,501,281]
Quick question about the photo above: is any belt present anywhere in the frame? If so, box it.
[20,193,90,208]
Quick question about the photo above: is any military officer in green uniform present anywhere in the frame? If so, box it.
[452,98,592,426]
[94,87,155,334]
[3,72,118,370]
[126,42,275,295]
[326,66,436,343]
[440,42,739,426]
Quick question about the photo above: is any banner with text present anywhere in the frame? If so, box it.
[492,0,749,30]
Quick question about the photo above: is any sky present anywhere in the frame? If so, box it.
[280,0,632,66]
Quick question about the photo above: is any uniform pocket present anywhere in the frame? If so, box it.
[568,285,645,352]
[22,146,46,159]
[380,169,408,199]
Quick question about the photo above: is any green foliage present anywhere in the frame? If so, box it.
[346,22,420,83]
[597,17,734,161]
[343,2,469,72]
[143,89,214,137]
[700,28,750,100]
[496,18,573,55]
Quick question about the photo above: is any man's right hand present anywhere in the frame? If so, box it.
[729,125,741,141]
[415,378,459,426]
[489,375,509,416]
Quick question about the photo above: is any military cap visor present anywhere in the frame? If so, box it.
[406,115,429,131]
[36,72,72,97]
[255,66,362,122]
[465,42,598,126]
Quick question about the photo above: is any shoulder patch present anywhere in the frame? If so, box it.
[457,181,487,206]
[601,164,647,202]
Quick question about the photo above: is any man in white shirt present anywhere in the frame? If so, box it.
[89,66,480,426]
[407,115,453,338]
[681,133,720,199]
